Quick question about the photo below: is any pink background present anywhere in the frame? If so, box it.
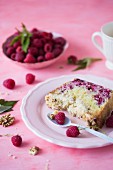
[0,0,113,169]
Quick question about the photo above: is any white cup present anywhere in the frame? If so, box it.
[92,22,113,70]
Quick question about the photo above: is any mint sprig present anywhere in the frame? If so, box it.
[10,23,32,53]
[0,99,18,114]
[67,57,102,71]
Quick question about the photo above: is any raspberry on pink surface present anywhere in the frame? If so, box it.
[26,73,35,84]
[55,112,65,125]
[66,126,80,137]
[11,135,22,147]
[67,55,77,64]
[3,79,15,89]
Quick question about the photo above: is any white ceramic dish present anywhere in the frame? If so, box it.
[20,74,113,148]
[3,32,69,69]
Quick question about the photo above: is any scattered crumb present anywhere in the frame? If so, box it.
[4,134,13,137]
[12,155,17,159]
[0,134,13,137]
[8,153,17,159]
[5,92,10,95]
[44,160,50,170]
[8,153,13,157]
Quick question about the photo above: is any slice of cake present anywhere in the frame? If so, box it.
[45,78,113,130]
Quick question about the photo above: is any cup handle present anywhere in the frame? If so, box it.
[92,32,104,54]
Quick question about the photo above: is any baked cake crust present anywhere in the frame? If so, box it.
[45,78,113,130]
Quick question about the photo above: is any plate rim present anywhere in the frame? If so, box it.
[20,74,113,148]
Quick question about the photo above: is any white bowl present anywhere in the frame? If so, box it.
[2,32,69,69]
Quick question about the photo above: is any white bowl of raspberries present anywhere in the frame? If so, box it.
[2,24,68,69]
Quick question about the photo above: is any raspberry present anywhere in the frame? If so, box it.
[44,43,52,52]
[106,115,113,128]
[6,46,15,56]
[38,48,45,56]
[16,46,23,53]
[15,52,25,62]
[24,53,36,63]
[26,73,35,84]
[45,52,54,60]
[28,47,38,56]
[11,53,16,60]
[32,32,42,39]
[41,32,53,40]
[55,112,65,125]
[66,126,80,137]
[3,79,15,89]
[67,55,77,64]
[54,44,63,49]
[32,39,43,48]
[37,56,44,62]
[13,41,21,49]
[54,37,66,46]
[11,135,22,147]
[31,28,39,33]
[53,48,62,57]
[41,38,47,45]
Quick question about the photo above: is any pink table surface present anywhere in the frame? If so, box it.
[0,0,113,170]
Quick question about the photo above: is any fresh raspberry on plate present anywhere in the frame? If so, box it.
[66,126,80,137]
[55,112,65,125]
[3,78,15,89]
[106,115,113,128]
[11,135,22,147]
[26,73,35,84]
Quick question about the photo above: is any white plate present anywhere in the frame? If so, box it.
[20,74,113,148]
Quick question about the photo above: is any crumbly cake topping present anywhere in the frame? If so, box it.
[59,79,111,105]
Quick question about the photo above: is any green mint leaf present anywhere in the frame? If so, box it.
[77,58,92,67]
[72,63,87,71]
[21,35,30,53]
[10,23,32,53]
[0,105,12,114]
[91,58,102,63]
[21,24,32,53]
[0,99,18,114]
[10,35,21,46]
[0,99,18,106]
[72,57,102,71]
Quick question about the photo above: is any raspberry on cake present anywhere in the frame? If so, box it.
[45,78,113,130]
